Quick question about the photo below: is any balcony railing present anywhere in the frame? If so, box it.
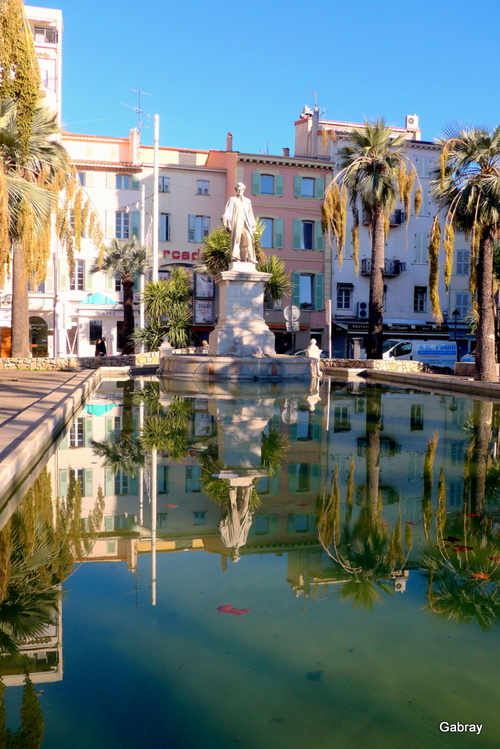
[360,258,407,276]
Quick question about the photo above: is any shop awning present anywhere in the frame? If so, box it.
[80,293,118,305]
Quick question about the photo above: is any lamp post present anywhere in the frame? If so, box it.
[452,308,460,362]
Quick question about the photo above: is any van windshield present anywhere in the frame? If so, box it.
[382,339,406,353]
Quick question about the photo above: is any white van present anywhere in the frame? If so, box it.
[383,340,458,372]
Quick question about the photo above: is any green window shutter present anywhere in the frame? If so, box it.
[106,273,115,292]
[104,516,114,531]
[131,175,140,190]
[269,475,280,495]
[287,514,296,533]
[106,173,115,189]
[314,273,324,310]
[59,257,68,291]
[84,469,93,498]
[251,172,260,195]
[84,418,93,447]
[292,272,300,307]
[269,514,278,534]
[292,219,301,250]
[294,176,301,198]
[131,211,140,239]
[105,468,114,497]
[59,469,68,498]
[315,178,325,199]
[45,263,54,293]
[275,175,284,197]
[188,214,195,242]
[289,423,298,441]
[288,463,298,493]
[312,419,321,441]
[59,432,67,450]
[105,417,114,441]
[274,218,283,249]
[129,474,139,495]
[311,464,320,492]
[315,221,324,251]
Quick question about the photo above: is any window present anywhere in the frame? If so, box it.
[77,172,86,187]
[260,217,283,249]
[294,175,324,199]
[337,284,353,310]
[413,286,427,313]
[288,463,320,494]
[251,172,283,197]
[69,468,92,497]
[70,260,85,291]
[410,404,424,431]
[69,418,84,448]
[157,513,168,528]
[34,26,58,44]
[414,233,428,264]
[89,320,102,343]
[188,215,210,242]
[448,481,463,508]
[292,272,324,311]
[334,406,351,432]
[115,276,122,292]
[456,250,470,276]
[106,541,117,554]
[408,452,423,482]
[455,292,470,318]
[160,213,170,242]
[158,466,169,495]
[115,174,139,190]
[254,516,270,534]
[292,220,323,251]
[115,212,130,239]
[114,472,129,495]
[193,511,206,525]
[159,176,170,192]
[450,441,464,465]
[197,180,210,195]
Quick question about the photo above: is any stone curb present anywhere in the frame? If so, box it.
[0,369,103,496]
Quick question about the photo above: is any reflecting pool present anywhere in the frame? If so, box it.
[1,377,500,748]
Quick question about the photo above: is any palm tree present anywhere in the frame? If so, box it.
[92,237,149,354]
[133,267,192,350]
[322,120,419,358]
[432,127,500,382]
[0,99,68,356]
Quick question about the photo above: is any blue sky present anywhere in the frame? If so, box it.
[34,0,500,153]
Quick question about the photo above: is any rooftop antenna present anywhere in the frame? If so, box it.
[259,141,269,155]
[121,88,152,130]
[308,90,318,107]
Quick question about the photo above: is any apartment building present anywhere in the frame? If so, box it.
[295,106,473,358]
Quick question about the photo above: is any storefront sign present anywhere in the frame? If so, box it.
[163,250,199,262]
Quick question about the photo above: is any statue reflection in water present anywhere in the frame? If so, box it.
[218,485,254,562]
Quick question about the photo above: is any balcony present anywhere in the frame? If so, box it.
[360,258,407,277]
[361,209,406,226]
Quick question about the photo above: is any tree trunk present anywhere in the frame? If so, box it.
[122,280,135,355]
[366,207,385,359]
[365,389,381,525]
[468,400,493,517]
[11,242,30,358]
[475,234,498,382]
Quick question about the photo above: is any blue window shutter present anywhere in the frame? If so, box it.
[59,469,68,498]
[287,514,296,533]
[289,423,298,441]
[315,178,325,199]
[84,469,93,498]
[314,273,324,310]
[269,475,280,495]
[104,516,114,532]
[292,219,301,250]
[84,418,93,447]
[269,514,278,534]
[251,172,260,195]
[292,272,300,307]
[294,176,301,198]
[275,175,284,197]
[315,221,324,251]
[129,474,139,495]
[131,175,140,190]
[288,463,298,493]
[131,211,140,238]
[274,218,283,249]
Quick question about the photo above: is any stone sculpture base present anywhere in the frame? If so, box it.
[208,263,275,357]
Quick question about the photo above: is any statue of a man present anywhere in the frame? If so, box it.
[222,182,257,264]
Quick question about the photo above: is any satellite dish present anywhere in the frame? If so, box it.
[284,305,300,322]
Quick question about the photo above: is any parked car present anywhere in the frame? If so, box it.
[291,349,329,358]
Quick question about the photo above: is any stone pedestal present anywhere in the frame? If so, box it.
[208,262,276,357]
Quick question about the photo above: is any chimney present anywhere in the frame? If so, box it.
[282,147,290,158]
[226,132,233,151]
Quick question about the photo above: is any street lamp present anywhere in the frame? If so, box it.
[452,308,460,361]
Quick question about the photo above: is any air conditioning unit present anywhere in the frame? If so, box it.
[389,209,406,226]
[393,570,409,593]
[357,301,368,319]
[405,114,419,130]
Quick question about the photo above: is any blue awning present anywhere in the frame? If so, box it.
[84,404,118,416]
[80,293,118,305]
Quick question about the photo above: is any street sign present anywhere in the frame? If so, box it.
[286,322,299,332]
[284,305,300,323]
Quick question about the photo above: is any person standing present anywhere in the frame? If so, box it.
[98,337,107,356]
